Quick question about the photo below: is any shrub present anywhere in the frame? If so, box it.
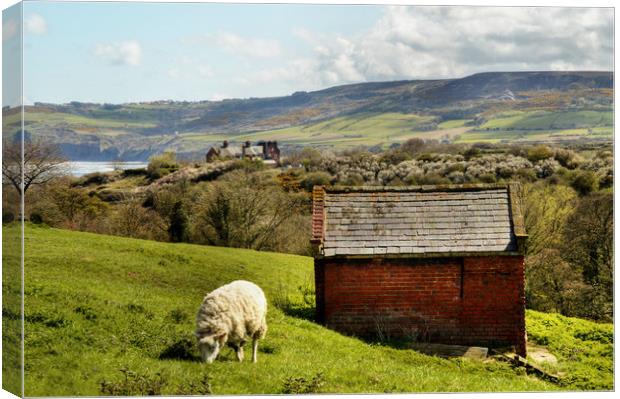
[230,158,266,173]
[122,168,148,177]
[29,211,44,224]
[2,211,15,224]
[527,145,554,163]
[598,169,613,189]
[570,170,598,196]
[554,148,580,169]
[147,152,179,180]
[462,146,481,160]
[478,173,497,183]
[300,172,332,191]
[77,172,110,186]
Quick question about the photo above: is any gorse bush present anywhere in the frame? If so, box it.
[147,152,179,180]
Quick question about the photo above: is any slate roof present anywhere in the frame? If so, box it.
[219,146,243,158]
[311,184,526,258]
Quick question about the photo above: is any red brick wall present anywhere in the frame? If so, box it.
[315,255,526,356]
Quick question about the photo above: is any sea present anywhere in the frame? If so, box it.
[65,161,148,177]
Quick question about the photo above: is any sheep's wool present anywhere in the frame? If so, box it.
[196,280,267,346]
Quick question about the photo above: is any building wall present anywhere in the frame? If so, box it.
[314,255,526,356]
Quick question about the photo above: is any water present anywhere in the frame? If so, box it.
[65,161,148,177]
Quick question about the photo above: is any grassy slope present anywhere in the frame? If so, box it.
[456,110,613,143]
[6,106,613,151]
[2,225,613,394]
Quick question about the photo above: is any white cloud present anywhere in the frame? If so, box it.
[201,31,282,58]
[95,40,142,66]
[284,6,613,89]
[25,13,47,35]
[2,18,18,42]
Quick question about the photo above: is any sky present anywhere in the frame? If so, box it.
[2,1,615,106]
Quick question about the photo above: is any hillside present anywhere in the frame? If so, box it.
[2,71,613,160]
[2,224,613,395]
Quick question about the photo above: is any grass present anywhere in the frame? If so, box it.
[1,224,613,395]
[480,110,612,131]
[179,113,451,151]
[0,225,581,395]
[526,311,614,390]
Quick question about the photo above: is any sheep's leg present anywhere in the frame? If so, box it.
[252,338,258,363]
[236,346,244,362]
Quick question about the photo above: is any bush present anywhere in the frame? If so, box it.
[122,168,148,177]
[462,146,481,160]
[3,211,15,224]
[598,169,613,189]
[30,211,44,224]
[570,170,598,196]
[147,152,179,180]
[77,172,109,186]
[527,145,554,163]
[300,172,332,191]
[478,173,497,183]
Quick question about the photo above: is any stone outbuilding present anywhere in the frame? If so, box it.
[311,183,527,356]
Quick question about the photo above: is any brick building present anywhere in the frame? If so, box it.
[206,140,280,165]
[311,183,527,356]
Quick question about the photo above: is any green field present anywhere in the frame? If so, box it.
[3,105,612,152]
[1,224,613,395]
[479,110,612,131]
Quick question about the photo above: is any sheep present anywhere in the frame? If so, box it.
[195,280,267,363]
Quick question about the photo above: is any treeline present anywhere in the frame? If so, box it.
[3,138,613,322]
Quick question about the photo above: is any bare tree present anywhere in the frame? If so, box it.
[2,139,67,197]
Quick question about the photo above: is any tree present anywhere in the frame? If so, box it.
[561,192,613,321]
[526,248,588,316]
[193,171,306,250]
[523,182,577,256]
[168,201,188,243]
[562,192,613,288]
[2,138,67,197]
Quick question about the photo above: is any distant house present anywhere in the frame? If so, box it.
[311,183,527,356]
[206,140,280,165]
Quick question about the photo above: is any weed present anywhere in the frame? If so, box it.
[99,367,167,396]
[282,372,326,394]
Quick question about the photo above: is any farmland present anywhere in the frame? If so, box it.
[2,71,613,160]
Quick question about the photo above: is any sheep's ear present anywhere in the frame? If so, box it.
[216,332,227,346]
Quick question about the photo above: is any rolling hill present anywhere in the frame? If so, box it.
[2,71,613,160]
[2,224,613,395]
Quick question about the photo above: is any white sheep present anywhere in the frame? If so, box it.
[195,280,267,363]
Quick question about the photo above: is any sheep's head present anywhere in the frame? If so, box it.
[195,330,227,363]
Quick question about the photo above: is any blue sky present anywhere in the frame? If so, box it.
[2,1,614,105]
